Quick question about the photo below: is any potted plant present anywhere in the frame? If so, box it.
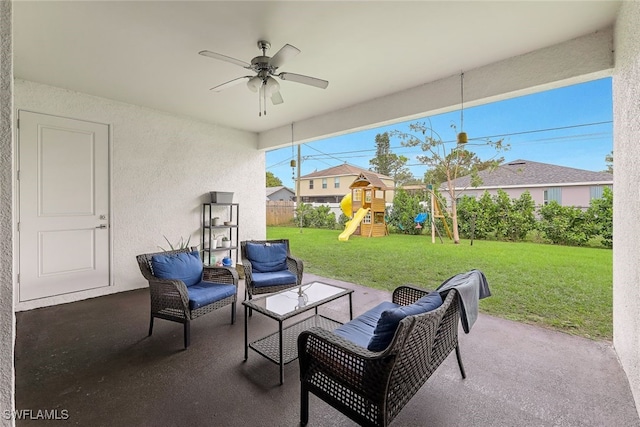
[221,236,231,248]
[159,235,192,251]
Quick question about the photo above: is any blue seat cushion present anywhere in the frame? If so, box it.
[334,301,399,348]
[245,242,288,273]
[251,271,297,288]
[367,292,443,351]
[151,251,203,287]
[187,281,236,310]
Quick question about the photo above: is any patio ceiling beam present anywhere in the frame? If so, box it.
[258,28,613,151]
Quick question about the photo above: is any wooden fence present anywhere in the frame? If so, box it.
[266,200,295,225]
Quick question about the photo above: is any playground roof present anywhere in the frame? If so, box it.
[350,172,392,190]
[449,159,613,189]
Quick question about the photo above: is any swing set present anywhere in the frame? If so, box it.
[413,185,453,243]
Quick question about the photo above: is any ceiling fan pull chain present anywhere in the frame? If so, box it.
[263,82,268,116]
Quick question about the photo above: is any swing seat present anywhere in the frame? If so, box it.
[415,213,428,223]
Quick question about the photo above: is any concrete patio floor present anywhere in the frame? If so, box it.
[15,273,640,426]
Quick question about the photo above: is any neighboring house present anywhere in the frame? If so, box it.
[447,159,613,209]
[266,186,295,201]
[297,164,395,203]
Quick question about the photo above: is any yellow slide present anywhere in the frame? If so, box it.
[339,208,369,241]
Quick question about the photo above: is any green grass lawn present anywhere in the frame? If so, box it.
[267,226,613,340]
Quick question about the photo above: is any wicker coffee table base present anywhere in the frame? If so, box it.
[251,315,341,366]
[245,314,342,385]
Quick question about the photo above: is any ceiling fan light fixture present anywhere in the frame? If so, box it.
[201,40,329,117]
[265,76,280,95]
[246,76,261,93]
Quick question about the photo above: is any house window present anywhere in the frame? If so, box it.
[544,188,562,205]
[334,177,340,188]
[322,178,327,189]
[365,190,372,203]
[353,190,362,202]
[309,180,314,190]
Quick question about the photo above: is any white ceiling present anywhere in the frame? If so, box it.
[13,1,621,134]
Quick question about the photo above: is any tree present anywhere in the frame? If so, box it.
[266,171,283,187]
[388,188,423,235]
[423,149,502,187]
[393,122,507,243]
[369,132,413,186]
[605,151,613,174]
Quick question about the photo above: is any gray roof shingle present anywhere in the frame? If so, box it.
[300,163,392,180]
[450,159,613,188]
[266,186,294,196]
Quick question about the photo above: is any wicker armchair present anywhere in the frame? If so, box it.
[136,247,238,348]
[298,287,464,427]
[240,239,303,300]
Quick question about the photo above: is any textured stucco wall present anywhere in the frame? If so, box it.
[14,80,264,311]
[0,0,15,423]
[613,0,640,415]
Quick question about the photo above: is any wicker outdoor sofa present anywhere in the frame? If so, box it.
[298,286,465,427]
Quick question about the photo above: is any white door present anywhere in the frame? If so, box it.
[18,111,110,302]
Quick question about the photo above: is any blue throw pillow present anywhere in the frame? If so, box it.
[151,251,203,287]
[367,292,443,352]
[245,242,288,273]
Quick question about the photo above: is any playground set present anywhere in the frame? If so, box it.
[339,180,451,243]
[338,172,389,241]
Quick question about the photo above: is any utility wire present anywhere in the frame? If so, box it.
[299,120,613,160]
[267,120,612,171]
[304,143,348,164]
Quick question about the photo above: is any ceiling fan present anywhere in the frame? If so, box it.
[199,40,329,116]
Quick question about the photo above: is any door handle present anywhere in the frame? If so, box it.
[96,224,107,229]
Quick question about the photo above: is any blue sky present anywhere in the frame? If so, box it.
[266,77,613,188]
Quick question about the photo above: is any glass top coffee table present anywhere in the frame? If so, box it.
[243,281,353,384]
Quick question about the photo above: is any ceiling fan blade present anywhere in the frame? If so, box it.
[199,50,251,69]
[269,44,300,69]
[278,72,329,89]
[210,76,252,92]
[270,91,284,105]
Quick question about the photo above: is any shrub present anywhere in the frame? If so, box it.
[310,205,337,229]
[296,203,337,229]
[537,201,595,246]
[456,195,482,239]
[586,187,613,248]
[505,191,536,241]
[338,213,350,228]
